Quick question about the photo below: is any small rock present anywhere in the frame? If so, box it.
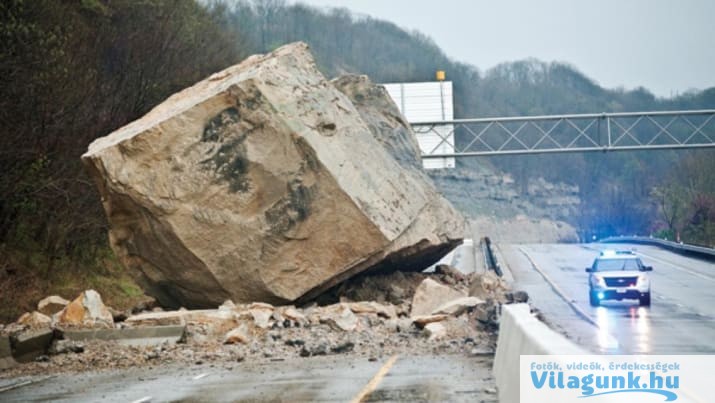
[424,322,446,341]
[389,284,406,301]
[37,296,69,316]
[131,298,158,314]
[469,272,509,302]
[396,318,414,332]
[49,340,85,355]
[16,311,52,329]
[411,314,449,328]
[470,348,494,356]
[282,307,307,325]
[224,324,251,344]
[249,308,273,329]
[435,264,467,284]
[506,290,529,303]
[249,302,274,310]
[321,305,358,332]
[347,301,397,319]
[384,319,399,333]
[57,290,114,329]
[410,278,466,317]
[331,341,355,354]
[219,300,237,311]
[472,299,500,327]
[285,339,305,347]
[271,310,285,323]
[108,307,128,322]
[300,342,329,357]
[395,303,410,317]
[313,343,329,356]
[433,296,485,316]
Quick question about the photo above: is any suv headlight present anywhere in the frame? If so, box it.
[638,274,648,285]
[592,275,605,287]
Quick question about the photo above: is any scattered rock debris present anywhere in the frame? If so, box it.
[1,268,528,378]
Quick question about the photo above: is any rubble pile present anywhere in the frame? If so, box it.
[1,267,526,376]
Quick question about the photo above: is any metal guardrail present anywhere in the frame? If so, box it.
[481,237,503,277]
[599,236,715,260]
[412,109,715,157]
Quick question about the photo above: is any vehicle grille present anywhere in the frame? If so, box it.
[604,277,637,287]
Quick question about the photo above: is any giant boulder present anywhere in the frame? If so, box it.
[82,42,464,308]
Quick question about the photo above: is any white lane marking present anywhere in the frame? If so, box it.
[636,251,714,282]
[193,373,209,380]
[0,376,54,394]
[0,380,32,394]
[351,355,399,403]
[130,397,152,403]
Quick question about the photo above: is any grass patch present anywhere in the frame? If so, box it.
[0,246,151,323]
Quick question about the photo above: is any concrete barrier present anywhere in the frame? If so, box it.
[493,304,588,403]
[0,335,17,370]
[62,325,185,346]
[11,329,54,363]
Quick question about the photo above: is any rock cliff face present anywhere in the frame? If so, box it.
[82,42,464,308]
[428,167,580,242]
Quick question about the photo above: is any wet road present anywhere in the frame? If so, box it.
[499,243,715,354]
[0,354,496,402]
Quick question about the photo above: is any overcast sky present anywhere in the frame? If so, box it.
[292,0,715,98]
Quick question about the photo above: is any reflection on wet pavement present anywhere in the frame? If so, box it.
[632,306,651,353]
[594,305,651,353]
[503,243,715,355]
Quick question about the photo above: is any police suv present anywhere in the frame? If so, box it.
[585,250,653,307]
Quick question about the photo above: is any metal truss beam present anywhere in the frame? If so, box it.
[411,109,715,158]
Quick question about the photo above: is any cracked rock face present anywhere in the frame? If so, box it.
[82,42,464,309]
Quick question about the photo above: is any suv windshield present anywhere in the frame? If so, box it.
[593,258,641,272]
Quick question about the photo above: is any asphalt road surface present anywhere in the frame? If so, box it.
[0,354,496,402]
[499,242,715,354]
